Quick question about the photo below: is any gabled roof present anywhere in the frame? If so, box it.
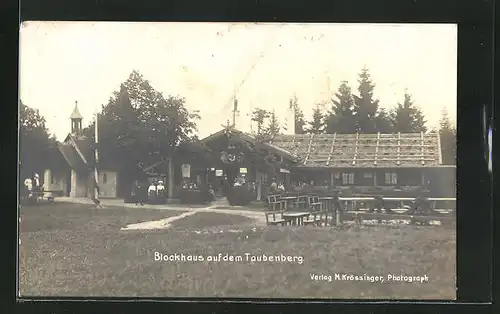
[57,133,117,171]
[200,127,300,162]
[269,132,442,168]
[70,102,83,119]
[57,142,89,173]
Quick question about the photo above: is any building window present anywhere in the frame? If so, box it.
[103,173,107,184]
[342,172,354,185]
[385,172,397,185]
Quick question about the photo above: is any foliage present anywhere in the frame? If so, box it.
[390,91,427,133]
[290,96,306,134]
[352,67,380,133]
[262,110,281,140]
[19,101,60,180]
[305,106,326,134]
[83,70,200,177]
[325,81,357,133]
[250,108,270,138]
[438,107,456,165]
[374,108,394,133]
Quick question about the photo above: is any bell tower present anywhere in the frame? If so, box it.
[70,101,83,136]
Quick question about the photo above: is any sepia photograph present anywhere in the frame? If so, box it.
[18,22,457,299]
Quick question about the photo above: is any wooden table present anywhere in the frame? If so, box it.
[280,196,298,210]
[282,212,311,226]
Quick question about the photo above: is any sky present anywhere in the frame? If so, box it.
[19,22,457,140]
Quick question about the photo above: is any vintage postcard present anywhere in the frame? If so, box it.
[18,22,456,299]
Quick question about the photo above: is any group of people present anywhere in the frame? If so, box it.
[21,173,42,202]
[269,179,285,193]
[130,179,167,206]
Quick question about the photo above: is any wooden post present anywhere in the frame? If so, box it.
[167,158,174,199]
[94,111,99,201]
[373,171,377,186]
[421,171,425,186]
[330,171,334,187]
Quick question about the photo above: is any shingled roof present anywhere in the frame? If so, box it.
[57,142,89,173]
[201,127,300,162]
[57,134,117,171]
[268,132,443,168]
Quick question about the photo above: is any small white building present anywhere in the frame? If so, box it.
[43,102,118,198]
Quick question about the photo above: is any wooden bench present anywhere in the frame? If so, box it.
[303,210,323,226]
[308,196,324,211]
[267,194,285,211]
[264,210,287,226]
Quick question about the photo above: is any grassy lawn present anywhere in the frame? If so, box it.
[19,203,455,299]
[170,212,254,230]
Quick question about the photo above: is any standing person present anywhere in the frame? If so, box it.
[156,180,165,197]
[23,177,32,203]
[270,178,278,193]
[148,180,157,197]
[131,180,140,205]
[31,173,40,192]
[138,180,146,205]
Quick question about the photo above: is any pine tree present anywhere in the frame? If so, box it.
[290,96,306,134]
[439,107,456,165]
[250,108,270,137]
[306,106,326,134]
[263,110,281,139]
[374,108,394,133]
[390,91,427,133]
[353,67,379,133]
[325,81,357,133]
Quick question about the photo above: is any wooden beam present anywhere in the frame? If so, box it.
[397,132,401,166]
[326,132,337,166]
[307,158,436,162]
[436,132,443,164]
[352,132,359,166]
[343,212,456,222]
[421,132,425,165]
[374,132,380,166]
[303,133,315,165]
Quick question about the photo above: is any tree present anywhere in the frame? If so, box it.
[263,109,281,140]
[250,108,270,137]
[438,107,456,165]
[306,105,326,134]
[325,81,357,133]
[83,70,200,172]
[290,96,306,134]
[353,68,379,133]
[374,108,394,133]
[19,101,59,182]
[390,91,427,133]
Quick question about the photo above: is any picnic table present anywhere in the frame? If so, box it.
[282,212,311,226]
